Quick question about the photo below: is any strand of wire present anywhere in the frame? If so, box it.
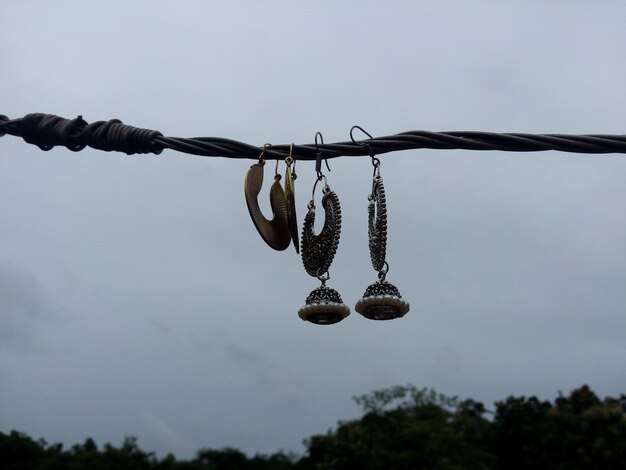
[1,113,626,160]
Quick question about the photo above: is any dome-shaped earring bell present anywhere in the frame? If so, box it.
[355,279,410,320]
[298,281,350,325]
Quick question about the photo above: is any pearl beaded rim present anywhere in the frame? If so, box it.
[298,301,351,321]
[354,294,410,316]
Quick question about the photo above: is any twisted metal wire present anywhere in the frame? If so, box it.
[1,113,625,160]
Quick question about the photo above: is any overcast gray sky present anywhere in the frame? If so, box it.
[1,0,625,459]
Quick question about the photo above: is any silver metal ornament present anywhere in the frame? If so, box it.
[300,184,342,277]
[298,136,349,325]
[355,279,409,320]
[298,283,350,325]
[299,190,349,324]
[356,169,409,320]
[368,175,387,271]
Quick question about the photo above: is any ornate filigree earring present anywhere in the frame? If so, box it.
[298,133,350,325]
[351,126,410,320]
[244,144,291,251]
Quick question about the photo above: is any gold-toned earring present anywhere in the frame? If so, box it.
[244,144,291,251]
[284,144,299,254]
[351,126,409,320]
[298,133,350,325]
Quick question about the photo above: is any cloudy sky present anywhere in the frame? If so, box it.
[1,0,625,459]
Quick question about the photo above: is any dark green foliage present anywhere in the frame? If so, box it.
[2,385,625,469]
[489,385,626,470]
[299,385,626,470]
[300,386,493,470]
[0,430,45,470]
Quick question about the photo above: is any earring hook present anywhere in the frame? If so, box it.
[286,143,294,166]
[350,125,380,169]
[314,132,331,176]
[311,133,330,204]
[350,125,373,142]
[286,143,297,178]
[259,143,271,164]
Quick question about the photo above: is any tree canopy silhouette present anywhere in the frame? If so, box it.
[2,385,625,469]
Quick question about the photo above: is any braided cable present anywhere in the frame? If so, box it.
[1,113,625,160]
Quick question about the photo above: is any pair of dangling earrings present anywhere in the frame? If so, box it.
[243,130,409,325]
[243,143,299,252]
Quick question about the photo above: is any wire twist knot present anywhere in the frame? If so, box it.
[21,113,164,155]
[0,114,10,137]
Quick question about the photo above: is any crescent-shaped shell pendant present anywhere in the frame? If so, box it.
[244,163,291,251]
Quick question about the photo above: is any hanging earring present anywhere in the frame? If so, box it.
[244,144,291,251]
[351,126,410,320]
[284,144,299,254]
[298,133,350,325]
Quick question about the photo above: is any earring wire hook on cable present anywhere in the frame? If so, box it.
[314,132,331,176]
[350,125,381,169]
[311,131,331,202]
[286,143,297,177]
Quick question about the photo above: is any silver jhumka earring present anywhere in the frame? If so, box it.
[298,133,350,325]
[351,126,409,320]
